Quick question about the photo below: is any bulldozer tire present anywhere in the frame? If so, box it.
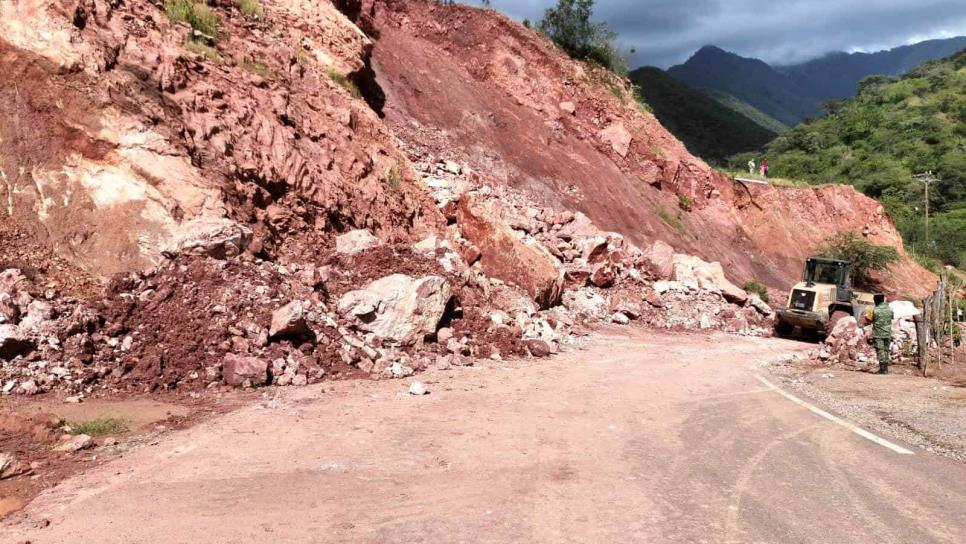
[774,321,794,337]
[826,310,850,336]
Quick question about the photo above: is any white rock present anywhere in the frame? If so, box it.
[748,294,773,316]
[490,310,510,326]
[699,314,712,329]
[444,161,462,175]
[611,312,630,325]
[55,434,94,453]
[18,380,38,396]
[335,229,383,255]
[672,254,747,304]
[269,301,309,338]
[889,300,920,321]
[337,275,452,346]
[161,218,252,259]
[563,290,608,318]
[409,381,428,395]
[0,452,14,476]
[388,362,415,379]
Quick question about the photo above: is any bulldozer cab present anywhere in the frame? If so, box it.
[803,258,850,288]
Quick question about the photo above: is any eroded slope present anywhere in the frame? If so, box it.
[365,0,933,296]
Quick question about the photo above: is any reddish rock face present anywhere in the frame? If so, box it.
[222,354,269,387]
[369,0,934,298]
[642,241,675,280]
[457,195,563,309]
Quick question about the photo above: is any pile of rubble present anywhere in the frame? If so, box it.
[1,157,775,398]
[0,228,519,396]
[412,156,774,335]
[815,301,921,368]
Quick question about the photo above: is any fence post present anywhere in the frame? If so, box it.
[914,312,928,376]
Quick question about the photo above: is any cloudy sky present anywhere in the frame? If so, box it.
[467,0,966,68]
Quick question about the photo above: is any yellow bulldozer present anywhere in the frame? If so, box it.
[774,257,875,337]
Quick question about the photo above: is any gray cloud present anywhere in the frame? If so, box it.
[469,0,966,67]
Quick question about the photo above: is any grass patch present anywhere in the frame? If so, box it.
[239,0,263,18]
[164,0,220,39]
[656,205,686,235]
[325,67,361,98]
[241,59,270,77]
[65,418,128,437]
[185,38,221,62]
[385,164,402,191]
[911,251,943,274]
[631,84,652,113]
[678,194,693,212]
[743,280,770,303]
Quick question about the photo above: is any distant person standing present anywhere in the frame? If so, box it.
[760,158,769,178]
[748,159,756,174]
[865,294,894,374]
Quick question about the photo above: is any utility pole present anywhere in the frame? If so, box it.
[913,171,940,255]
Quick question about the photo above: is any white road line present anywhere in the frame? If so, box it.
[755,375,914,455]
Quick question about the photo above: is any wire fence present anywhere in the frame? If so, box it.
[915,272,964,376]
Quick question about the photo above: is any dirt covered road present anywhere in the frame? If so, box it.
[4,330,966,543]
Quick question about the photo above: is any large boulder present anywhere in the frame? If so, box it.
[223,354,269,387]
[642,240,675,279]
[337,274,452,345]
[889,301,920,321]
[269,301,310,339]
[599,122,632,157]
[161,218,252,259]
[457,195,563,309]
[0,324,33,360]
[335,229,383,255]
[563,290,609,318]
[672,254,747,304]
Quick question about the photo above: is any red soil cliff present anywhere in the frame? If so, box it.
[364,0,933,297]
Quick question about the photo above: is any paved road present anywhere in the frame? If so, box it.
[5,330,966,543]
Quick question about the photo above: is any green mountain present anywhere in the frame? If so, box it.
[735,49,966,267]
[629,67,777,163]
[667,37,966,127]
[702,90,790,134]
[667,46,818,127]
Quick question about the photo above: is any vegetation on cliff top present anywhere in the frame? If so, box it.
[537,0,628,74]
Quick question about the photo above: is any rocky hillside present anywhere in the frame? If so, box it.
[750,49,966,268]
[0,0,934,399]
[364,0,931,295]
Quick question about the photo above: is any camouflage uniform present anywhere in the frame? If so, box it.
[869,302,894,374]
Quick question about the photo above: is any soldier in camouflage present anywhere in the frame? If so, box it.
[865,294,894,374]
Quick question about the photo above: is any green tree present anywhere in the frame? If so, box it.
[817,232,900,287]
[538,0,626,73]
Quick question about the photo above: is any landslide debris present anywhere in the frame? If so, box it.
[0,0,882,401]
[365,0,934,298]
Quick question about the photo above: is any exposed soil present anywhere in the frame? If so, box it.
[0,392,248,519]
[366,0,934,298]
